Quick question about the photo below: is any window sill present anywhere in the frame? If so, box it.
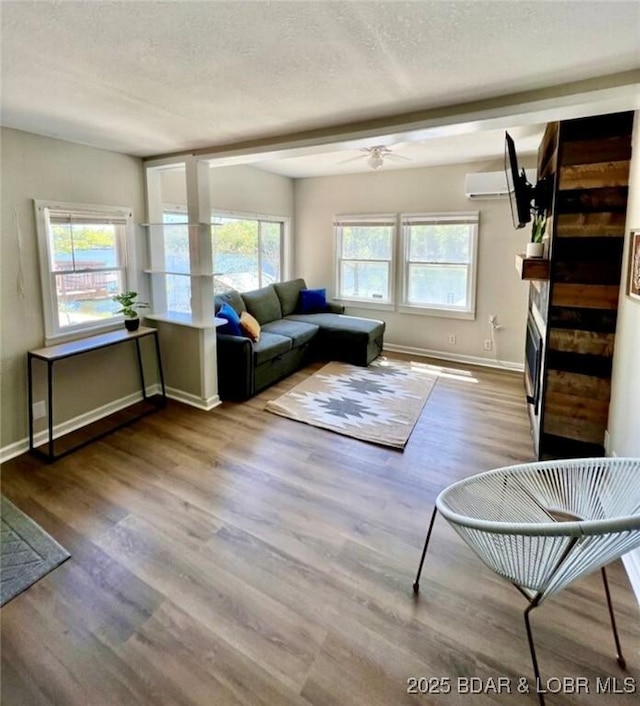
[397,305,476,320]
[333,299,395,313]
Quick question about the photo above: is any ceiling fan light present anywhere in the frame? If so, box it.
[368,154,383,170]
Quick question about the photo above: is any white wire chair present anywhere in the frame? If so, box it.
[413,457,640,706]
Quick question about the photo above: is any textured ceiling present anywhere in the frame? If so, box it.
[1,1,639,174]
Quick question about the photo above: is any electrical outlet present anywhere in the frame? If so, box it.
[32,400,46,419]
[448,334,456,345]
[483,339,493,351]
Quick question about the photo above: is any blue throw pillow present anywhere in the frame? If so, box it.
[299,288,328,314]
[217,302,242,336]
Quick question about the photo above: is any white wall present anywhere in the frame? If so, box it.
[0,128,147,454]
[294,160,535,366]
[609,114,640,456]
[608,112,640,598]
[161,164,294,216]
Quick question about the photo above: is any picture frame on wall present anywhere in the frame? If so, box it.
[628,229,640,302]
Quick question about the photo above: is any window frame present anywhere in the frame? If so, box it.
[34,200,136,342]
[333,214,397,310]
[210,209,287,292]
[148,206,289,316]
[398,212,479,320]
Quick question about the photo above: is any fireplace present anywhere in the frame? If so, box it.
[525,313,542,414]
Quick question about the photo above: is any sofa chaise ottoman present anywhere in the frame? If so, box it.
[215,278,385,400]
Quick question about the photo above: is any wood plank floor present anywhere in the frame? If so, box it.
[2,355,638,705]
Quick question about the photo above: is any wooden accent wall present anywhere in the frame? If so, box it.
[534,112,633,459]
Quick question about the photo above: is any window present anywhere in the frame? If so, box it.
[212,214,283,292]
[160,210,191,313]
[150,209,285,317]
[334,215,396,304]
[400,212,479,318]
[34,201,134,340]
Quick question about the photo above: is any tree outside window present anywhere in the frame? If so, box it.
[212,216,283,292]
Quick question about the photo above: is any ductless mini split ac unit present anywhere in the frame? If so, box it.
[464,169,537,199]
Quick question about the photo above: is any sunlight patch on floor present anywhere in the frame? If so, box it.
[406,360,479,384]
[377,356,480,383]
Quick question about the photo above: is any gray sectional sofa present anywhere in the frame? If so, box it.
[215,278,385,400]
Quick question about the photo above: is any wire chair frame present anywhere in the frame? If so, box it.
[413,457,640,706]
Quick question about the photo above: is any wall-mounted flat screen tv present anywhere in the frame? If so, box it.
[505,132,533,229]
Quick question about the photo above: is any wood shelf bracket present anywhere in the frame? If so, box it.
[515,254,550,281]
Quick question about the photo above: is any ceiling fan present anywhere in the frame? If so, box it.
[339,145,413,170]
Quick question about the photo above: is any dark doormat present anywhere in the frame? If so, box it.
[1,496,70,606]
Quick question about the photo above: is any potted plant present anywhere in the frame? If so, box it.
[112,291,149,331]
[526,213,546,258]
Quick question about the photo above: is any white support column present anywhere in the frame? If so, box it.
[185,157,215,325]
[143,158,220,410]
[186,156,219,406]
[199,327,219,407]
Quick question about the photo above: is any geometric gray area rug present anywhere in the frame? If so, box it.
[265,357,438,449]
[1,496,70,607]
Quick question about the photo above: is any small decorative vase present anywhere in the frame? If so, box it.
[124,318,140,332]
[526,242,544,258]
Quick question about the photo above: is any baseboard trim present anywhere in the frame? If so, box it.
[1,384,223,464]
[1,438,33,464]
[0,385,162,464]
[383,343,524,372]
[166,386,221,411]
